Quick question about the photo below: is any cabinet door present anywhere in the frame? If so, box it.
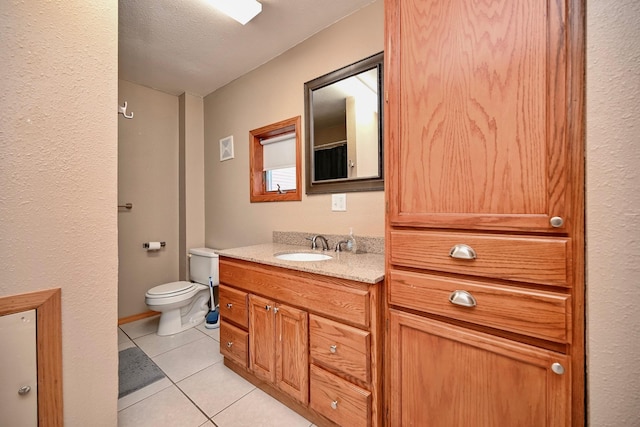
[249,294,275,383]
[389,309,570,427]
[385,0,572,232]
[275,303,309,404]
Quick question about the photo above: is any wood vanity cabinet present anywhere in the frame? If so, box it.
[218,257,383,427]
[248,294,309,404]
[385,0,585,426]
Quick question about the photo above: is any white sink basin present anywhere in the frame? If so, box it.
[274,252,333,262]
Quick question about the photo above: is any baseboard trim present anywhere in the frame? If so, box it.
[118,310,159,325]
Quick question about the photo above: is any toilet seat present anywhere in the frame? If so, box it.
[146,281,197,299]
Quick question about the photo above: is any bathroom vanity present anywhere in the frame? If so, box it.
[216,243,384,427]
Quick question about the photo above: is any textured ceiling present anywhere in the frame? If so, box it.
[119,0,376,97]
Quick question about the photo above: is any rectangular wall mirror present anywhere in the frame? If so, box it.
[304,52,384,194]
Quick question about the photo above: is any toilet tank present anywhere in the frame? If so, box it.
[189,248,219,285]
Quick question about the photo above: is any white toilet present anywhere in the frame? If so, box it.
[145,248,218,336]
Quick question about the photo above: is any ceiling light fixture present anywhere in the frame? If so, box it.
[209,0,262,25]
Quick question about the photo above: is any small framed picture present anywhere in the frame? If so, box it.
[219,136,234,161]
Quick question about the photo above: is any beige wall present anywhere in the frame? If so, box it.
[118,80,180,317]
[586,0,640,424]
[1,0,635,423]
[0,2,118,424]
[203,1,385,249]
[179,94,206,280]
[203,0,640,423]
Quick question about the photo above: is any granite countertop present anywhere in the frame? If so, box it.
[216,243,385,284]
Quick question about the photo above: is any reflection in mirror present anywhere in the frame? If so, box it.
[305,52,383,194]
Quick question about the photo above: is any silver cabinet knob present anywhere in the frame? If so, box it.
[449,244,477,260]
[226,303,233,309]
[550,216,564,228]
[551,362,565,375]
[273,307,279,314]
[329,345,337,354]
[18,386,31,395]
[226,342,233,348]
[265,305,271,311]
[448,290,477,308]
[331,400,338,410]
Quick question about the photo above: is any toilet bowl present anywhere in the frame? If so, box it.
[145,281,210,336]
[145,248,219,336]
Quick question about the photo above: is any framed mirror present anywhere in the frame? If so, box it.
[304,52,384,194]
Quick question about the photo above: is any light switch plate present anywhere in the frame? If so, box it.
[332,193,347,211]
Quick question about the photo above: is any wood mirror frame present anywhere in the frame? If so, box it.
[0,288,62,426]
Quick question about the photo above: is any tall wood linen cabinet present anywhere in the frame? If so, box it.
[384,1,585,426]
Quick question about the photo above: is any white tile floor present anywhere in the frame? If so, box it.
[118,316,315,427]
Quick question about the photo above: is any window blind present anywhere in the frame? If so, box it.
[260,132,296,171]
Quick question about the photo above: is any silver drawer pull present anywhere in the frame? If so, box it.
[550,216,564,228]
[226,303,233,309]
[551,362,565,375]
[331,400,338,410]
[227,341,233,348]
[18,385,31,395]
[449,244,477,260]
[329,344,337,354]
[448,290,477,308]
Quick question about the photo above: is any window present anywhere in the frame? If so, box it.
[262,132,296,192]
[266,167,296,192]
[249,116,302,202]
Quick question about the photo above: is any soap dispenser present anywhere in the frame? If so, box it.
[347,227,358,254]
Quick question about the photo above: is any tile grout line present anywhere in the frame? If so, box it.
[119,324,221,424]
[199,387,259,422]
[130,326,214,359]
[118,326,177,409]
[119,320,313,426]
[150,334,229,425]
[145,334,216,359]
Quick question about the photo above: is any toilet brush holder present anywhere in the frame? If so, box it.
[205,306,219,329]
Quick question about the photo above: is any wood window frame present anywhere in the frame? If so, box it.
[0,288,62,426]
[249,116,302,203]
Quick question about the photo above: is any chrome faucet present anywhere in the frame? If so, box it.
[335,240,349,252]
[307,234,329,251]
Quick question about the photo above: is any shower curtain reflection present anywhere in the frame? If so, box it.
[314,144,347,181]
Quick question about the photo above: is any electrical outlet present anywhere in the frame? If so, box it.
[332,193,347,211]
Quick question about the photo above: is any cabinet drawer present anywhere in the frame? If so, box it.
[220,258,370,327]
[309,315,370,383]
[219,285,248,328]
[310,364,371,427]
[220,322,248,368]
[389,269,571,343]
[390,230,571,287]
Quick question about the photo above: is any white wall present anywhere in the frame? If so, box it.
[0,2,118,425]
[586,0,640,425]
